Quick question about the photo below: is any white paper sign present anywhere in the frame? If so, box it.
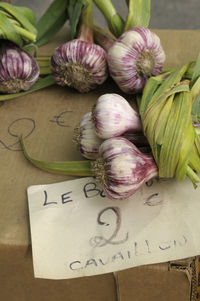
[28,177,200,279]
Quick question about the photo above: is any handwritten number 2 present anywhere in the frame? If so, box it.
[90,206,129,248]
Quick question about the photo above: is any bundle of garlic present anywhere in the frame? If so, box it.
[20,93,156,200]
[137,57,200,187]
[18,0,200,201]
[72,94,148,159]
[19,56,200,200]
[39,0,158,95]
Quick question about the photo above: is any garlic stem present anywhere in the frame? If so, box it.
[93,0,124,37]
[36,56,51,75]
[37,60,50,67]
[184,63,195,80]
[77,0,93,43]
[124,0,151,31]
[93,24,116,51]
[186,165,200,188]
[39,66,51,75]
[36,54,52,59]
[20,136,94,177]
[124,0,134,31]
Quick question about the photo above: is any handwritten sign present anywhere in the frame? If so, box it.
[28,177,200,279]
[0,110,72,152]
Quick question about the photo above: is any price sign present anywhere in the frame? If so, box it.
[28,177,200,279]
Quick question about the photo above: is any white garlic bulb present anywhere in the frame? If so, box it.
[93,93,142,139]
[107,27,166,94]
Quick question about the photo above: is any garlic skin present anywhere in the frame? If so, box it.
[0,40,39,94]
[92,137,158,200]
[93,93,142,139]
[107,27,166,94]
[73,112,103,159]
[51,39,108,93]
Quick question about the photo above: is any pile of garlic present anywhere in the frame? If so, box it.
[73,93,158,200]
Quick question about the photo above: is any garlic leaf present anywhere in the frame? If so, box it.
[36,0,68,46]
[0,11,23,47]
[190,52,200,87]
[14,6,36,26]
[0,3,37,36]
[68,0,88,39]
[190,53,200,123]
[36,12,67,47]
[192,94,200,123]
[20,136,94,177]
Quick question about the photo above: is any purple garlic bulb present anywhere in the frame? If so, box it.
[0,40,40,94]
[51,39,108,93]
[92,137,158,200]
[93,93,142,139]
[107,27,166,94]
[73,112,103,159]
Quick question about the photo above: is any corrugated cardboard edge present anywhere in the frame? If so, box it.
[113,257,199,301]
[169,257,198,301]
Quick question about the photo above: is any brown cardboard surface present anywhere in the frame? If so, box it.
[0,246,117,301]
[116,265,190,300]
[0,28,200,300]
[116,259,199,301]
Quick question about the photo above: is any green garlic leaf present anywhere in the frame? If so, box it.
[190,52,200,87]
[14,6,36,26]
[0,10,23,47]
[20,136,94,177]
[0,3,37,36]
[68,0,88,39]
[192,94,200,123]
[36,12,67,47]
[36,0,68,46]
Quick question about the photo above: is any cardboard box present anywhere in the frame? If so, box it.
[0,29,200,300]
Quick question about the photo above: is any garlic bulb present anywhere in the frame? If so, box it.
[51,39,108,93]
[0,40,40,94]
[93,93,142,139]
[106,27,166,94]
[73,112,103,159]
[92,137,158,200]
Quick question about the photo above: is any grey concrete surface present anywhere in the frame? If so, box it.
[12,0,200,30]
